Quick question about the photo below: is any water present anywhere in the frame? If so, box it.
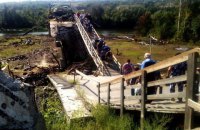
[0,28,133,37]
[0,31,48,37]
[96,28,135,37]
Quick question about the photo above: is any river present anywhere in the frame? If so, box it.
[0,31,49,37]
[0,28,135,37]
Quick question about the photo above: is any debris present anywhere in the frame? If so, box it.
[7,55,28,61]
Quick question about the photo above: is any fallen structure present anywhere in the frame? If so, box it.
[0,71,37,129]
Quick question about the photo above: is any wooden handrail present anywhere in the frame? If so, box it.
[92,25,122,71]
[101,48,200,85]
[188,99,200,112]
[184,52,200,130]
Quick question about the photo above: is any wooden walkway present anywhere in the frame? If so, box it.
[75,70,186,113]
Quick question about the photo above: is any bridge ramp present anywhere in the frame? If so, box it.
[47,74,91,122]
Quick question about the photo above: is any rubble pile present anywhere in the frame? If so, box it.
[0,71,37,129]
[6,55,28,61]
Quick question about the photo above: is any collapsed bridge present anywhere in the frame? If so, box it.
[49,5,121,76]
[48,5,200,130]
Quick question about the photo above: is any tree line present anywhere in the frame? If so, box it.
[80,1,199,43]
[0,1,49,30]
[0,1,199,43]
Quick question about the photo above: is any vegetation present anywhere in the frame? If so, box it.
[35,86,69,130]
[80,1,200,43]
[0,1,49,29]
[36,85,172,130]
[0,36,45,58]
[106,39,197,64]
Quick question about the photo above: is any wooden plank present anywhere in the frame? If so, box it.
[125,83,141,89]
[148,75,187,87]
[97,83,100,104]
[184,52,199,130]
[188,99,200,112]
[141,71,147,130]
[147,92,185,100]
[120,78,125,117]
[125,95,141,100]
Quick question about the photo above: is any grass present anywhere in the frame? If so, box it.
[35,85,70,130]
[0,44,44,58]
[106,39,198,64]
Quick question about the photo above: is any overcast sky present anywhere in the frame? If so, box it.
[0,0,76,3]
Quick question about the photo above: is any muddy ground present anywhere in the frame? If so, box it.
[0,35,62,86]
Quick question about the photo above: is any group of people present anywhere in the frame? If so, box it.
[122,52,187,102]
[77,13,94,36]
[77,12,113,61]
[93,39,113,61]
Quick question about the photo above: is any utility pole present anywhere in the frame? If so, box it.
[177,0,182,34]
[149,35,152,54]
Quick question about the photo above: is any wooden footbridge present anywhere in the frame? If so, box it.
[48,12,200,130]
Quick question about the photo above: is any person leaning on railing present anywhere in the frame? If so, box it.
[167,52,187,102]
[140,53,161,95]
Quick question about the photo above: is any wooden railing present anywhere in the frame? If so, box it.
[76,48,200,130]
[92,26,121,71]
[184,52,200,130]
[75,15,106,75]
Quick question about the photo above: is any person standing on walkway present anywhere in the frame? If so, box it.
[122,59,134,85]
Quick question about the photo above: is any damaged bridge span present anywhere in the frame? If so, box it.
[48,6,200,130]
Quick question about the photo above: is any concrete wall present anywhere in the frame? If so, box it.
[0,71,37,129]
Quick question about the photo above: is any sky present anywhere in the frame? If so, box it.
[0,0,73,3]
[0,0,32,3]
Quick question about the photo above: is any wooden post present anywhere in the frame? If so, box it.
[141,70,147,130]
[107,83,111,107]
[97,83,100,104]
[120,78,125,117]
[184,52,199,130]
[73,70,76,84]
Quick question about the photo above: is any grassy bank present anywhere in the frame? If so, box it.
[0,36,49,58]
[106,39,196,64]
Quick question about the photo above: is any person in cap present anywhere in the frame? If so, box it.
[141,53,155,69]
[140,53,160,97]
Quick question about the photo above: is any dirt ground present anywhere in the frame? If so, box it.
[0,35,61,86]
